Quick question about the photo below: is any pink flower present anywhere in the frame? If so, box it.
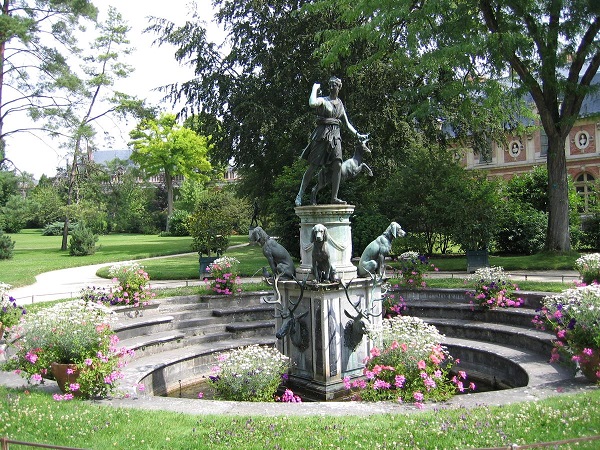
[25,352,38,364]
[198,392,204,398]
[413,391,424,402]
[583,348,594,357]
[343,376,351,390]
[66,368,74,375]
[373,379,391,390]
[417,360,427,370]
[395,375,406,388]
[370,347,381,357]
[69,383,80,391]
[84,358,93,366]
[30,373,42,382]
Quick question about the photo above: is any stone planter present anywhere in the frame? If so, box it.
[579,349,600,383]
[51,362,81,395]
[199,256,218,278]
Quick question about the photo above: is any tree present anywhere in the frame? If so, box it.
[42,7,153,249]
[148,1,418,213]
[312,0,600,252]
[0,0,98,166]
[129,113,212,230]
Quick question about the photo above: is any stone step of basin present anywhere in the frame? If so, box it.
[119,330,186,358]
[212,304,275,321]
[121,336,277,395]
[225,319,275,338]
[405,302,539,328]
[121,329,235,359]
[442,336,573,389]
[421,316,555,356]
[113,315,175,340]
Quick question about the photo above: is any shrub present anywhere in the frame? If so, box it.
[42,222,76,236]
[494,201,546,255]
[0,231,15,260]
[208,345,290,401]
[68,223,98,256]
[167,210,191,236]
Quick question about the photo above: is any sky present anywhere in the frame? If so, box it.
[4,0,224,179]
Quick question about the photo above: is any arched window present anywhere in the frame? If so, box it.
[575,172,597,212]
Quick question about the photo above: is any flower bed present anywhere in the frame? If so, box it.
[575,253,600,285]
[533,284,600,383]
[204,256,242,295]
[395,252,438,289]
[343,316,474,407]
[206,344,291,401]
[466,266,523,309]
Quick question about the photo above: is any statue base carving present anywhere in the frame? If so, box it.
[277,279,382,401]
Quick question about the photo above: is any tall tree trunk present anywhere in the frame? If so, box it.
[545,133,571,252]
[0,0,8,162]
[61,139,81,250]
[165,171,173,232]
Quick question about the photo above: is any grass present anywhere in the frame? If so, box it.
[1,229,194,287]
[1,385,599,449]
[96,242,272,280]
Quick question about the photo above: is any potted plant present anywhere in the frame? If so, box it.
[449,174,499,273]
[533,284,600,383]
[186,191,238,277]
[2,299,133,399]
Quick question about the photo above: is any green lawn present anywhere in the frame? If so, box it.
[0,229,585,290]
[1,385,599,449]
[1,229,194,287]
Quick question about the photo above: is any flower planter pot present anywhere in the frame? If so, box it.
[199,256,218,278]
[579,350,600,383]
[466,250,489,273]
[51,362,81,395]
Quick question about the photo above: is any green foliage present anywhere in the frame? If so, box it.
[495,200,547,255]
[130,113,212,224]
[503,166,548,212]
[42,222,75,236]
[384,145,470,255]
[449,173,500,252]
[581,213,600,250]
[167,210,191,236]
[0,194,32,233]
[268,161,306,259]
[351,209,392,257]
[187,190,238,257]
[68,223,98,256]
[0,171,19,206]
[28,185,65,228]
[0,230,15,259]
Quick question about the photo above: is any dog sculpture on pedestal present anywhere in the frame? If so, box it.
[358,222,405,277]
[310,223,339,283]
[249,227,295,279]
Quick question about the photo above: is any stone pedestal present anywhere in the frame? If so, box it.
[295,204,357,281]
[277,279,382,400]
